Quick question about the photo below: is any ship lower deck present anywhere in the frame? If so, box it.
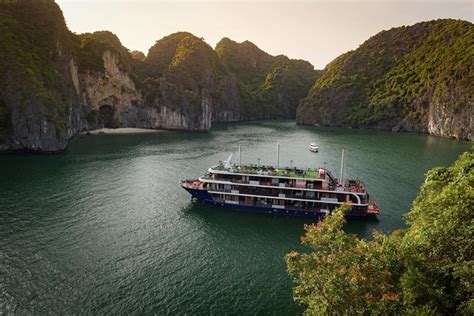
[182,185,375,219]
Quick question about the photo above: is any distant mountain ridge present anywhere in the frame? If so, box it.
[297,19,473,140]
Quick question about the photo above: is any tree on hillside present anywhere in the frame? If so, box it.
[286,152,473,315]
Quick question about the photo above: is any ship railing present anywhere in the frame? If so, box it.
[208,178,366,194]
[213,198,336,213]
[210,188,349,203]
[182,179,205,190]
[203,176,331,190]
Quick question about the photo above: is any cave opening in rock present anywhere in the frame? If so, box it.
[0,98,12,142]
[99,105,117,128]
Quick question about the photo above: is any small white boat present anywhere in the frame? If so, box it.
[309,143,319,152]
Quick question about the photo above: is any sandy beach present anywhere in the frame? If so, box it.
[81,128,163,135]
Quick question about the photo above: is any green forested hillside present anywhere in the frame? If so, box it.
[0,0,78,148]
[146,32,195,77]
[216,38,319,119]
[297,19,473,140]
[76,31,133,73]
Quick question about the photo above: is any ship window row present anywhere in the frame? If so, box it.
[214,194,339,212]
[208,173,330,189]
[208,183,362,204]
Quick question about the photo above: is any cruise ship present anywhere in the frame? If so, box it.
[181,148,380,218]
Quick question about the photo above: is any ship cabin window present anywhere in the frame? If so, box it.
[273,199,284,206]
[224,184,231,191]
[350,195,358,203]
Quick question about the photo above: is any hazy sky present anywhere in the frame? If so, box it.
[57,1,473,69]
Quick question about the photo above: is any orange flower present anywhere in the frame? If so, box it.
[381,292,400,301]
[290,250,298,258]
[366,293,377,305]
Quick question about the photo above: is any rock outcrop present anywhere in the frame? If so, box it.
[0,0,83,152]
[142,32,242,129]
[216,38,319,119]
[0,0,317,152]
[1,2,471,153]
[297,19,473,141]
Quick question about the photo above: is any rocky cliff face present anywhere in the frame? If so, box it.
[297,19,473,141]
[0,0,83,152]
[143,32,243,129]
[80,51,141,128]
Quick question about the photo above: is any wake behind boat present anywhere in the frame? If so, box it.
[181,146,380,218]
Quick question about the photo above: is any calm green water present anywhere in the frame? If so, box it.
[0,121,470,314]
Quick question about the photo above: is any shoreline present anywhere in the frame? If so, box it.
[81,128,163,135]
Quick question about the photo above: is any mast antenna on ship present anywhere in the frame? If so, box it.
[339,149,345,183]
[238,144,241,168]
[224,153,233,170]
[276,142,280,170]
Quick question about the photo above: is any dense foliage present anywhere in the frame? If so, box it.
[287,151,474,315]
[130,50,146,61]
[146,32,194,77]
[0,0,75,137]
[142,33,318,120]
[140,32,230,114]
[75,31,132,73]
[216,38,319,119]
[297,19,474,137]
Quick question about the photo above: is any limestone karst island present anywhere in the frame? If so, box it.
[1,0,472,315]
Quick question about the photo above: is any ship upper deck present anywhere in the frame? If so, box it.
[209,163,367,193]
[211,163,325,180]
